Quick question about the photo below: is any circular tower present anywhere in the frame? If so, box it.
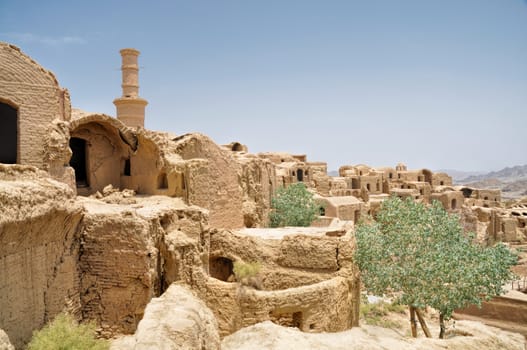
[113,48,148,128]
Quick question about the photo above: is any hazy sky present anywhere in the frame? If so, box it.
[1,0,526,171]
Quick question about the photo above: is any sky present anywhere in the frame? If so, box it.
[1,0,526,172]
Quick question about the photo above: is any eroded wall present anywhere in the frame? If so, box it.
[78,195,209,337]
[0,165,82,348]
[173,133,245,229]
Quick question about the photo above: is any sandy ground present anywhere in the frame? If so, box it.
[222,309,526,350]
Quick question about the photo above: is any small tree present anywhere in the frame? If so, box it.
[269,183,321,227]
[27,313,109,350]
[354,196,517,338]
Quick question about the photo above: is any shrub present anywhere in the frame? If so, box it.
[27,313,109,350]
[233,261,261,280]
[233,261,263,289]
[268,183,321,227]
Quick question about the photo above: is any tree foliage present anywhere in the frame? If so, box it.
[354,196,517,338]
[268,183,321,227]
[27,313,109,350]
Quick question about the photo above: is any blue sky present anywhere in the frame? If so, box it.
[1,0,526,171]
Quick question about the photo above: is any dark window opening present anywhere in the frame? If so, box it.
[69,137,88,187]
[305,170,309,176]
[319,207,325,216]
[351,178,359,189]
[462,188,473,198]
[354,210,360,223]
[157,173,168,189]
[123,158,131,176]
[232,142,243,151]
[440,181,444,186]
[209,257,234,282]
[484,196,489,201]
[297,169,304,182]
[451,199,457,210]
[389,173,393,179]
[269,310,303,329]
[366,184,370,191]
[0,102,18,164]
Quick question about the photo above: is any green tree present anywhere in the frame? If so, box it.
[268,183,321,227]
[27,313,109,350]
[354,196,517,338]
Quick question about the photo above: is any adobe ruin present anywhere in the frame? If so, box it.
[0,42,525,348]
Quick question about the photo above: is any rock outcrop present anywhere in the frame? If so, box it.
[111,284,220,350]
[0,330,15,350]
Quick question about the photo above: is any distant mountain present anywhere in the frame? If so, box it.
[456,164,527,200]
[459,164,527,183]
[435,169,485,183]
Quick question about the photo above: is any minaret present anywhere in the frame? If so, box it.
[113,48,148,128]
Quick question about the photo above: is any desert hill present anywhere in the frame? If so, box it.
[450,164,527,200]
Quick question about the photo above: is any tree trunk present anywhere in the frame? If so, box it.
[415,308,432,338]
[409,306,417,338]
[439,312,446,339]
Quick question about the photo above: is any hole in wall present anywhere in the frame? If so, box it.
[157,172,168,189]
[209,257,234,282]
[297,169,304,182]
[123,158,131,176]
[269,310,303,329]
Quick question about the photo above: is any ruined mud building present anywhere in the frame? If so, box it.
[0,43,524,348]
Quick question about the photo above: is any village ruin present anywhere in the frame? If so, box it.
[0,42,526,349]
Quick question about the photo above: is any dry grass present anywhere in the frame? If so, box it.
[360,300,407,329]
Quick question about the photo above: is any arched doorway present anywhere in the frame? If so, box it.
[0,102,17,164]
[69,137,88,187]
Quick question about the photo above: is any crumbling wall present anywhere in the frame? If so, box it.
[43,120,76,189]
[78,195,209,337]
[204,228,360,336]
[309,162,331,196]
[0,43,70,167]
[173,133,244,229]
[236,155,276,227]
[0,165,82,348]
